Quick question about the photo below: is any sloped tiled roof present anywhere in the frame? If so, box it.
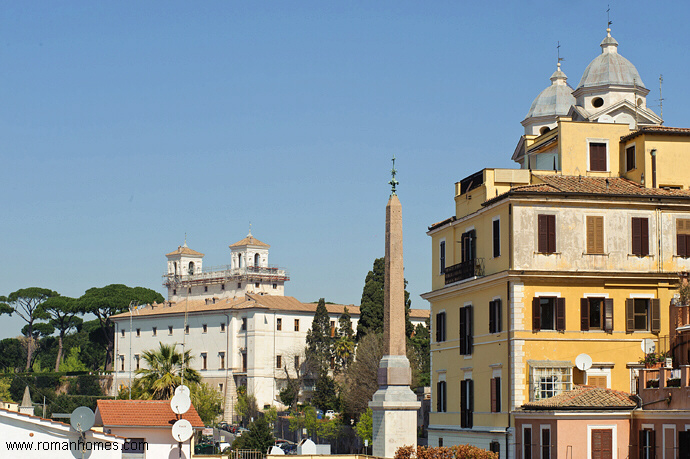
[96,399,204,427]
[166,245,204,257]
[621,125,690,142]
[230,234,270,248]
[521,386,637,410]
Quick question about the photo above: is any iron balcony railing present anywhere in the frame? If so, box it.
[444,258,484,285]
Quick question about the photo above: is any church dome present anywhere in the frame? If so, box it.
[576,28,645,89]
[524,63,576,120]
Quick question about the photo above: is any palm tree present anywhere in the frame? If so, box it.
[133,343,201,399]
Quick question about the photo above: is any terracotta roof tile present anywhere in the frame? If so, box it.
[534,175,690,196]
[521,386,637,410]
[96,399,204,427]
[621,125,690,142]
[166,246,204,257]
[229,234,270,248]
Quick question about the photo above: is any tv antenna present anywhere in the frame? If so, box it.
[607,4,612,28]
[659,74,664,123]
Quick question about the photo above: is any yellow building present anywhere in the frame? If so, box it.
[422,28,690,458]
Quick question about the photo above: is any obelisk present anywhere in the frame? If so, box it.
[369,158,420,458]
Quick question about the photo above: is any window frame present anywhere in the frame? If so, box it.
[586,215,605,254]
[580,297,613,332]
[276,355,282,369]
[490,376,501,413]
[435,311,446,343]
[677,219,690,257]
[625,298,660,333]
[532,296,565,331]
[219,352,225,370]
[493,217,501,258]
[276,318,282,331]
[529,365,572,401]
[588,139,609,172]
[632,217,650,256]
[294,319,300,331]
[626,144,636,171]
[540,425,552,459]
[460,379,474,428]
[439,239,446,275]
[436,379,447,413]
[459,305,473,355]
[537,214,556,254]
[489,299,502,333]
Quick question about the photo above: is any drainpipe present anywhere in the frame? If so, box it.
[507,202,513,459]
[651,149,657,188]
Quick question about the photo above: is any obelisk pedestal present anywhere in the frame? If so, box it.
[369,188,420,458]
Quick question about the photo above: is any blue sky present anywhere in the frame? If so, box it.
[2,1,689,339]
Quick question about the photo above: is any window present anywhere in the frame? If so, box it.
[135,354,140,370]
[493,219,500,258]
[242,352,247,372]
[219,352,225,370]
[221,284,225,290]
[123,438,146,455]
[277,318,282,331]
[168,325,173,335]
[436,380,446,412]
[626,145,636,171]
[489,299,502,333]
[459,306,472,355]
[255,282,260,288]
[136,328,140,337]
[273,283,277,289]
[439,240,446,274]
[632,217,649,256]
[119,355,125,372]
[678,219,690,257]
[121,329,125,338]
[152,327,157,336]
[173,288,176,295]
[201,353,207,370]
[541,427,552,459]
[220,322,225,332]
[330,320,336,337]
[202,324,208,333]
[188,287,192,294]
[294,355,300,369]
[529,365,572,401]
[241,318,247,331]
[587,216,604,254]
[185,324,189,334]
[435,312,446,342]
[219,383,223,392]
[204,286,208,292]
[460,379,473,428]
[639,429,655,459]
[238,282,242,288]
[461,230,477,262]
[532,297,565,331]
[589,142,607,171]
[523,427,532,459]
[581,297,613,331]
[490,377,501,412]
[538,215,556,253]
[588,375,607,388]
[294,319,300,331]
[276,355,282,369]
[592,429,613,459]
[625,298,660,332]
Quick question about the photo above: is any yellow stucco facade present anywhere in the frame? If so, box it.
[423,121,690,457]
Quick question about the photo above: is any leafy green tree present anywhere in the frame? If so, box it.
[341,332,384,421]
[408,321,431,388]
[77,284,164,370]
[312,370,338,412]
[190,382,223,426]
[0,338,26,371]
[42,296,83,371]
[133,343,201,399]
[334,307,355,372]
[289,405,319,439]
[22,322,55,339]
[279,378,300,409]
[0,377,13,402]
[356,258,413,340]
[232,416,275,452]
[59,346,88,372]
[236,386,259,427]
[0,287,58,370]
[306,298,333,375]
[355,407,373,445]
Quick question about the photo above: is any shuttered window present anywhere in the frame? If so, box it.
[435,312,446,342]
[533,297,565,331]
[460,379,473,428]
[490,377,501,413]
[538,214,556,253]
[459,306,473,355]
[626,145,636,171]
[632,217,649,256]
[639,429,655,459]
[439,240,446,274]
[677,219,690,257]
[625,298,660,332]
[489,299,502,333]
[541,428,551,459]
[523,427,532,459]
[436,380,447,412]
[493,219,500,258]
[589,142,607,171]
[581,298,613,332]
[587,216,605,254]
[591,429,613,459]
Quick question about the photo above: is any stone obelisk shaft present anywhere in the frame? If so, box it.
[384,194,406,356]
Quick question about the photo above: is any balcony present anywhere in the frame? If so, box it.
[163,264,290,287]
[639,365,690,410]
[444,258,484,285]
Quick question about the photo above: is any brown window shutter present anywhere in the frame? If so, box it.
[604,298,614,332]
[587,216,596,253]
[641,218,649,256]
[548,215,556,253]
[679,233,686,257]
[632,218,642,255]
[626,299,634,332]
[496,299,502,333]
[651,299,661,333]
[580,298,589,331]
[556,297,566,331]
[490,378,497,412]
[538,215,548,253]
[489,300,495,334]
[590,143,607,171]
[459,307,466,355]
[467,306,473,353]
[532,297,541,331]
[595,216,604,253]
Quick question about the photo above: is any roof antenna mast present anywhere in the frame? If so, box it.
[607,4,612,28]
[659,74,664,123]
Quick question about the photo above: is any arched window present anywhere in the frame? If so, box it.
[254,253,260,267]
[238,254,243,268]
[188,261,195,275]
[174,262,178,276]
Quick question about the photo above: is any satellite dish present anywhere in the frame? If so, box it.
[175,385,191,398]
[575,353,593,371]
[641,338,656,354]
[70,406,95,432]
[171,392,191,415]
[172,419,193,442]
